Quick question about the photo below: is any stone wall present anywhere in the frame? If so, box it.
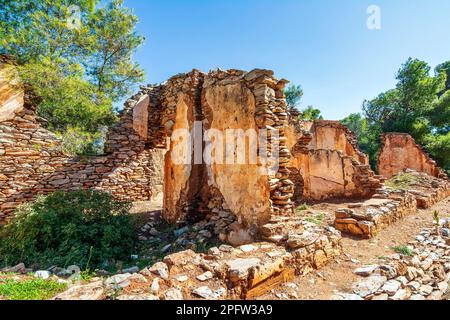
[286,119,382,201]
[378,133,447,180]
[159,69,293,245]
[0,59,165,223]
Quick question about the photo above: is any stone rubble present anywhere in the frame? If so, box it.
[334,219,450,300]
[334,171,449,238]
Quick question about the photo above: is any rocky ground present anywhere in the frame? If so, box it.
[259,197,450,300]
[1,195,449,301]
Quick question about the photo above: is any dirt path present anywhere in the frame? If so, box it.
[261,197,450,300]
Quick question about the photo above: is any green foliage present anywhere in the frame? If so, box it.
[301,105,323,121]
[0,277,67,300]
[0,0,144,154]
[296,203,310,211]
[59,126,106,156]
[362,58,450,172]
[341,113,381,170]
[391,245,414,257]
[0,190,136,270]
[285,84,303,111]
[284,84,323,120]
[305,213,325,226]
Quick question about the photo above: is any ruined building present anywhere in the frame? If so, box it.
[378,133,448,180]
[0,56,379,242]
[2,56,448,246]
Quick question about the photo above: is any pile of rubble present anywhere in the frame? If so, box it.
[392,169,450,209]
[334,218,450,300]
[52,237,339,301]
[334,170,450,238]
[334,188,417,238]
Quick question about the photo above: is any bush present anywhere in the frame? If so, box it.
[0,190,136,270]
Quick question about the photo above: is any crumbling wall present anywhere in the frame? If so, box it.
[378,133,447,179]
[0,59,165,222]
[160,69,292,245]
[286,120,382,201]
[308,120,369,165]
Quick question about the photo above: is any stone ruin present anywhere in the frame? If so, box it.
[2,56,450,300]
[378,133,448,180]
[1,56,384,243]
[286,119,383,201]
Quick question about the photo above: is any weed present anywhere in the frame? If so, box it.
[305,213,325,225]
[0,278,66,300]
[391,245,414,256]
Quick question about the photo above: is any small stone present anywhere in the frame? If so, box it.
[332,292,364,300]
[371,293,389,300]
[149,262,169,280]
[164,288,183,300]
[54,281,105,300]
[34,270,51,279]
[352,275,387,298]
[239,244,258,253]
[192,286,226,299]
[2,263,26,274]
[420,258,433,271]
[150,278,160,294]
[381,280,401,296]
[418,285,433,296]
[105,273,132,289]
[122,266,139,274]
[176,275,189,282]
[409,294,426,300]
[391,288,411,300]
[407,281,421,291]
[354,265,379,277]
[197,271,213,282]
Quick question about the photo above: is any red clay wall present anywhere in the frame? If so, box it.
[378,133,447,179]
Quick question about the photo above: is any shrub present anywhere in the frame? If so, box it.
[0,190,136,270]
[391,245,414,256]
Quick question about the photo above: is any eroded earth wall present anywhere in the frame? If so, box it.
[378,133,447,180]
[286,120,382,201]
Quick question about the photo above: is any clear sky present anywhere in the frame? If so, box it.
[123,0,450,120]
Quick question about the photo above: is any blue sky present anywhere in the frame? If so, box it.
[123,0,450,120]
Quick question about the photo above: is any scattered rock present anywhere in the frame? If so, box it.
[352,275,387,298]
[354,265,379,277]
[34,270,51,280]
[54,281,105,300]
[149,262,169,280]
[197,271,214,282]
[192,286,226,300]
[164,288,183,300]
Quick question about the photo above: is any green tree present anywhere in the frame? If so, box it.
[285,84,303,112]
[284,84,323,120]
[0,0,144,154]
[362,58,450,172]
[301,105,323,121]
[341,113,381,170]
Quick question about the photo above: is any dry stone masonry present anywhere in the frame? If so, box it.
[0,57,165,222]
[334,170,450,238]
[285,119,383,201]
